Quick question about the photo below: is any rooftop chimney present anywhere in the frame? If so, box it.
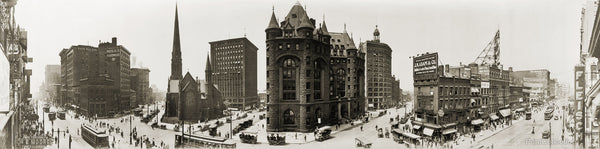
[112,37,117,45]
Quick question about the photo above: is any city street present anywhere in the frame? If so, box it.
[472,99,575,149]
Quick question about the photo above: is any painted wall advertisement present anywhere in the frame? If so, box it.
[413,53,438,80]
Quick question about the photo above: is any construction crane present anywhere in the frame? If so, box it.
[474,30,501,66]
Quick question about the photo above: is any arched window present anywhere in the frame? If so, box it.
[284,109,295,124]
[282,58,297,100]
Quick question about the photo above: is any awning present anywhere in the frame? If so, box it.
[423,128,434,136]
[412,120,423,126]
[499,109,511,117]
[471,99,476,103]
[490,114,499,120]
[413,125,421,129]
[442,128,457,135]
[422,122,442,129]
[442,122,457,128]
[402,132,421,139]
[471,119,484,125]
[516,108,525,112]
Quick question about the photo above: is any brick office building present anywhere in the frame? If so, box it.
[360,26,393,110]
[59,45,118,117]
[209,37,258,110]
[99,37,132,112]
[130,68,151,106]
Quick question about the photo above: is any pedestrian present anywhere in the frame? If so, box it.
[360,125,363,131]
[304,135,307,142]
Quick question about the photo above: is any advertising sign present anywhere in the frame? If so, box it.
[481,82,490,89]
[0,54,8,111]
[413,53,438,80]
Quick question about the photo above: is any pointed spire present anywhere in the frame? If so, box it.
[321,18,329,36]
[267,7,279,29]
[170,4,183,80]
[205,53,212,72]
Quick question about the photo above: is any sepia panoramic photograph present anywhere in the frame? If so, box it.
[0,0,590,148]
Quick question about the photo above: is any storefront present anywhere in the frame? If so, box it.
[499,108,512,125]
[441,122,457,142]
[471,119,484,132]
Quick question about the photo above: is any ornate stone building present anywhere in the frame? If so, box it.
[265,3,365,132]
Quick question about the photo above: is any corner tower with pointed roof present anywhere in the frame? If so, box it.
[265,2,335,132]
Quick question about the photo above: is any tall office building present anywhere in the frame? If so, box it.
[99,37,132,111]
[130,68,150,106]
[209,37,258,110]
[59,45,118,117]
[360,26,393,110]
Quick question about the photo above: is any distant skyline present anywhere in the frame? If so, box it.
[15,0,581,95]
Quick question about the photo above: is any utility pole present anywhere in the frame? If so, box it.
[130,114,132,145]
[549,121,552,148]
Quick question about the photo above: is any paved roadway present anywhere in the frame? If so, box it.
[236,103,414,149]
[474,99,575,149]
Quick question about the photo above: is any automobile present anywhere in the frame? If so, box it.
[542,130,550,139]
[554,116,559,120]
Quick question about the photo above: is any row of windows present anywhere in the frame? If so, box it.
[368,88,390,92]
[214,44,244,50]
[216,55,243,61]
[266,43,328,54]
[439,86,470,96]
[368,93,390,97]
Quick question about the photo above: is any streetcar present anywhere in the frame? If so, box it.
[81,123,109,148]
[544,107,554,120]
[175,133,236,148]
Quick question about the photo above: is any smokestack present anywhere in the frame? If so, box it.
[112,37,117,45]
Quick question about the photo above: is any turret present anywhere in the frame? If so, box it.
[297,15,314,38]
[373,25,381,42]
[321,20,331,44]
[266,9,282,40]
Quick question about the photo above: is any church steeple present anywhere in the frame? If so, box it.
[170,5,183,80]
[205,53,212,84]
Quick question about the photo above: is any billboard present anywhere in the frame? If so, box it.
[413,53,438,80]
[481,82,490,88]
[0,54,8,111]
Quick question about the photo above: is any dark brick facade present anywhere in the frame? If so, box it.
[265,3,365,132]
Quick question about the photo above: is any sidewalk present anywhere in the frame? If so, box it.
[451,119,522,149]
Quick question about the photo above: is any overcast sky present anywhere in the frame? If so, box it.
[15,0,582,94]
